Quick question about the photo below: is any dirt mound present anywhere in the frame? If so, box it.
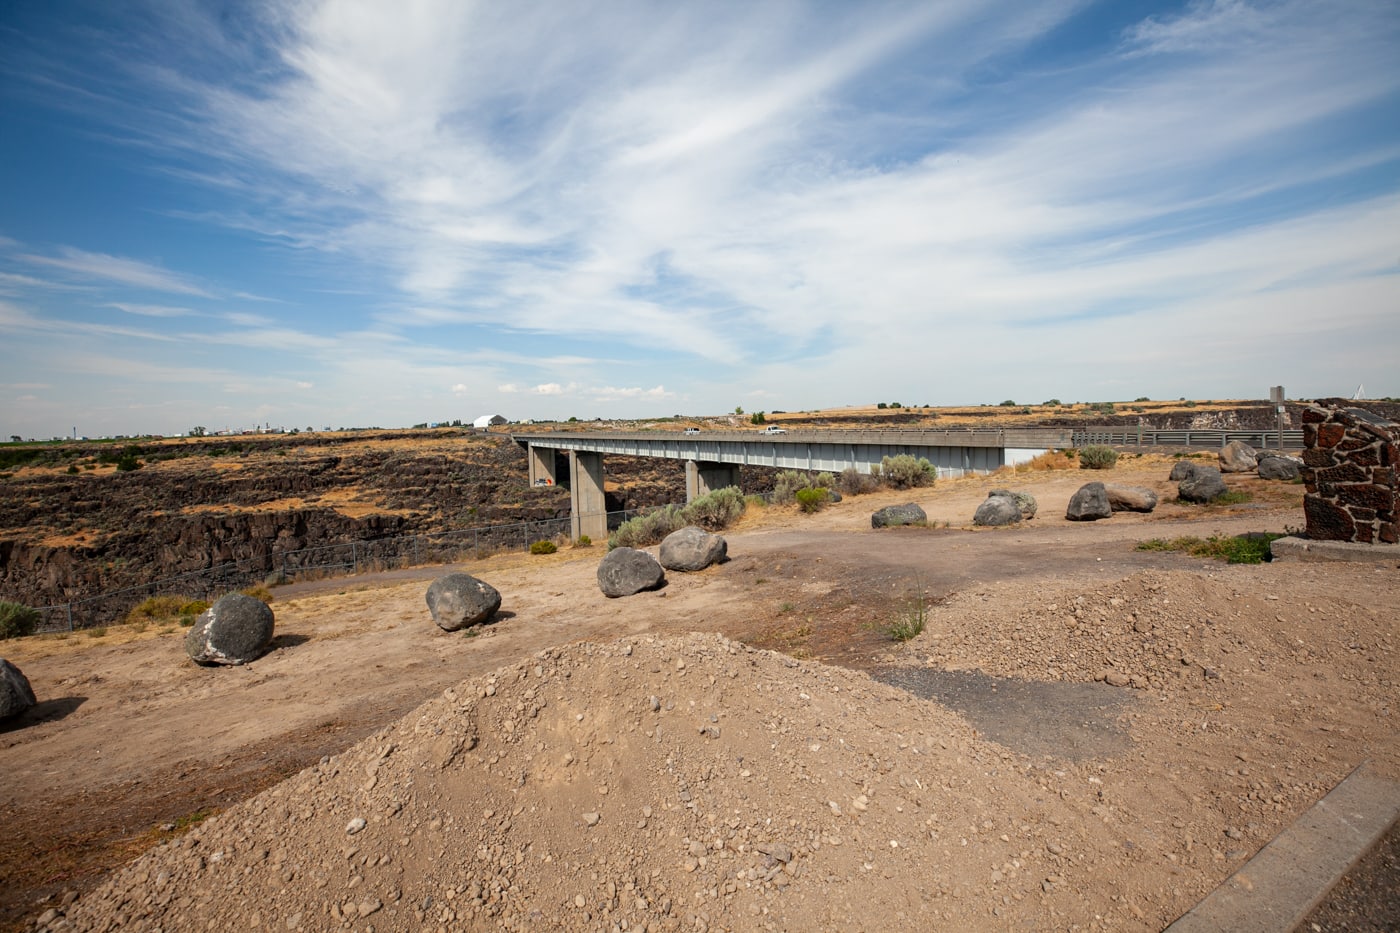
[45,632,1125,932]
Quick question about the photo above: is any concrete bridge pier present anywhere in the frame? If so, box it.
[685,460,740,502]
[569,451,608,543]
[526,444,558,487]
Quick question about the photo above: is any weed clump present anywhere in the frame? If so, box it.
[609,487,748,550]
[838,466,880,495]
[529,540,558,555]
[1078,445,1119,470]
[889,591,929,642]
[1136,533,1281,564]
[0,600,40,640]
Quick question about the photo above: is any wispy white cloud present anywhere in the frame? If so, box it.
[108,302,196,317]
[22,247,212,296]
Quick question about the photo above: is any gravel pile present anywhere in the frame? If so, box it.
[42,633,1125,932]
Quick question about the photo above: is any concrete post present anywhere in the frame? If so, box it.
[569,451,607,543]
[527,444,558,487]
[685,460,741,502]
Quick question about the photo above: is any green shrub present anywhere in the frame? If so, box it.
[66,464,80,475]
[0,600,41,640]
[608,505,685,550]
[681,486,746,530]
[574,535,592,547]
[795,487,828,513]
[529,540,558,555]
[127,595,194,625]
[750,411,766,425]
[115,453,142,472]
[769,470,811,506]
[1078,445,1119,470]
[878,455,937,488]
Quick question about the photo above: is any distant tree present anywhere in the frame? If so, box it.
[889,402,902,409]
[999,399,1017,407]
[734,406,744,415]
[8,435,20,443]
[876,402,888,409]
[568,416,579,422]
[451,419,462,427]
[1043,399,1061,407]
[189,426,207,437]
[1134,396,1150,402]
[750,411,766,425]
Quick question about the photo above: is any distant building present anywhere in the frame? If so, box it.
[473,414,508,428]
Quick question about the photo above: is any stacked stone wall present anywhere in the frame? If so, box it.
[1301,400,1398,543]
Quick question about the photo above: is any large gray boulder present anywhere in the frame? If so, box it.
[659,526,727,572]
[185,593,275,666]
[1,658,36,720]
[598,547,666,598]
[425,573,502,631]
[1066,482,1113,521]
[871,503,927,528]
[973,493,1022,527]
[1178,465,1228,503]
[1104,483,1158,513]
[1169,460,1198,481]
[1257,455,1303,481]
[1219,441,1259,473]
[989,488,1038,520]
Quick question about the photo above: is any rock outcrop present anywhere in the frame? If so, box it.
[658,526,727,572]
[425,573,502,631]
[989,488,1037,520]
[597,548,666,597]
[185,593,275,666]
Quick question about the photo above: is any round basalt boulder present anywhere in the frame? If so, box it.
[1179,466,1228,503]
[597,548,666,598]
[1066,482,1113,521]
[1104,484,1158,513]
[871,503,927,528]
[426,573,502,631]
[1,658,36,720]
[185,594,275,666]
[973,494,1022,527]
[659,526,727,572]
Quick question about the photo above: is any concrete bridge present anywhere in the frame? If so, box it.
[511,427,1071,543]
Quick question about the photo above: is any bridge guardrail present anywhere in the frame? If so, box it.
[1072,429,1302,448]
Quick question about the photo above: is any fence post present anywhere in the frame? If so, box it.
[66,604,73,632]
[352,541,358,574]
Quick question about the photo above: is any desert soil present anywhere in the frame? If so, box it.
[2,455,1396,932]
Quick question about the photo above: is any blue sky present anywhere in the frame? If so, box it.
[2,0,1397,438]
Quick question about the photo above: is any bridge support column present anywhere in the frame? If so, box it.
[569,451,607,543]
[685,460,740,502]
[527,444,558,486]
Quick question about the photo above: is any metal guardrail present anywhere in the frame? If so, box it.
[27,508,646,634]
[1072,429,1303,449]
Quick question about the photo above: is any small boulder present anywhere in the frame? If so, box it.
[1003,489,1038,519]
[598,547,666,598]
[1,658,36,720]
[1257,455,1303,481]
[1169,461,1198,481]
[1179,465,1228,502]
[871,503,927,528]
[1219,440,1258,473]
[185,593,275,666]
[1104,484,1158,513]
[973,494,1022,527]
[1066,482,1113,521]
[659,525,727,572]
[425,573,502,631]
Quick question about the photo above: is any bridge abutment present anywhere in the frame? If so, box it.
[527,444,558,486]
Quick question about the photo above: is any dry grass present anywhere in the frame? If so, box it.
[1010,450,1077,472]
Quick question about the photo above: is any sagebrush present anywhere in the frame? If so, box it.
[608,486,747,549]
[1078,445,1119,470]
[0,600,40,640]
[878,454,937,488]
